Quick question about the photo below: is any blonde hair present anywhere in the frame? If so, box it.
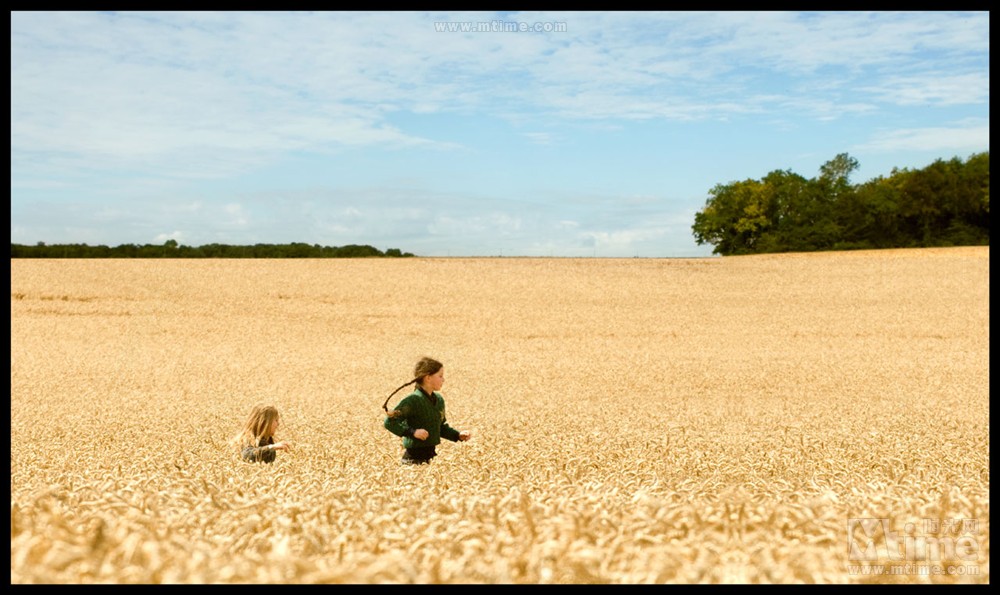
[233,404,280,448]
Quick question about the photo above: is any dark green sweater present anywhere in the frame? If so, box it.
[384,387,461,449]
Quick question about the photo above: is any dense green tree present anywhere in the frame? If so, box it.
[691,152,988,255]
[692,178,772,255]
[948,152,990,244]
[847,176,903,249]
[818,153,859,189]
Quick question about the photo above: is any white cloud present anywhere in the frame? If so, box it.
[12,11,989,181]
[223,203,249,227]
[857,119,989,153]
[864,72,989,106]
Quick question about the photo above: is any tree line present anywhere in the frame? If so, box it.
[691,152,989,255]
[9,241,415,258]
[10,151,989,259]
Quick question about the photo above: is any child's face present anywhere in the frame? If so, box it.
[425,368,445,392]
[270,418,279,435]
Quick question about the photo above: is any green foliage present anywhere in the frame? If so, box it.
[693,179,772,255]
[691,152,989,255]
[10,242,417,258]
[818,153,859,187]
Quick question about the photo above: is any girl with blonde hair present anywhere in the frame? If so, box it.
[234,404,290,463]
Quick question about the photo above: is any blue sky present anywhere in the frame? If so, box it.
[10,11,990,257]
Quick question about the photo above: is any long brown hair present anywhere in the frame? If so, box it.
[233,404,280,448]
[382,357,443,415]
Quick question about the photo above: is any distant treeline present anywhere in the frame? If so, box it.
[692,152,989,256]
[9,241,415,258]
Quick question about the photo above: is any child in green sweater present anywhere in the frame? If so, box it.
[383,357,472,464]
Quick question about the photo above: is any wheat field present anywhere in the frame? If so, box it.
[10,247,989,584]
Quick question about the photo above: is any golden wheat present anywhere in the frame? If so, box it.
[10,247,989,583]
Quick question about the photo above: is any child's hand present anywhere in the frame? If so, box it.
[413,429,429,440]
[459,430,472,441]
[273,441,291,451]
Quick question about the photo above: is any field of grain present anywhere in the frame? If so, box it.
[10,247,989,583]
